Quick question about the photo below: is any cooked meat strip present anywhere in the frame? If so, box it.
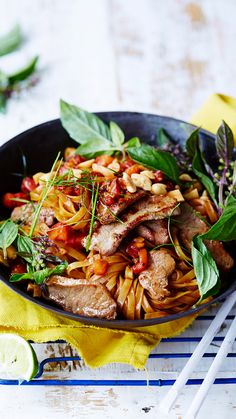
[45,276,117,319]
[139,249,175,300]
[205,240,234,272]
[97,190,146,224]
[11,204,55,227]
[175,202,208,251]
[176,202,234,272]
[86,195,179,256]
[135,220,169,245]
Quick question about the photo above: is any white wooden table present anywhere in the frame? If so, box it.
[0,1,236,418]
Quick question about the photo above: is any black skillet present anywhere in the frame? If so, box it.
[0,112,235,329]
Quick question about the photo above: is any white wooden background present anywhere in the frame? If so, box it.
[1,1,236,418]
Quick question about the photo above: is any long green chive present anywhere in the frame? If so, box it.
[29,152,61,237]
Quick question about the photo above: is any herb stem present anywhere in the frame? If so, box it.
[29,152,61,237]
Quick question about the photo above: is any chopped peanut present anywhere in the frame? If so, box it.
[183,188,199,200]
[179,173,193,181]
[72,168,82,178]
[151,183,167,195]
[64,147,76,160]
[168,189,185,202]
[131,173,152,191]
[140,170,155,179]
[92,163,115,178]
[108,159,120,173]
[78,159,95,169]
[123,173,137,193]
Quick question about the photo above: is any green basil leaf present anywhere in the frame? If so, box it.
[192,148,216,203]
[216,120,234,162]
[8,56,39,84]
[0,70,9,90]
[156,128,173,148]
[0,92,7,113]
[185,128,200,158]
[126,137,141,148]
[0,24,23,57]
[76,138,114,159]
[127,143,180,183]
[60,100,111,145]
[10,261,68,285]
[17,235,35,263]
[0,220,18,258]
[202,195,236,241]
[192,236,220,301]
[110,121,125,146]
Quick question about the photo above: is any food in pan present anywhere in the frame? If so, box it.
[0,101,235,320]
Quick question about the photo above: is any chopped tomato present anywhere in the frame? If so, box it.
[48,223,85,248]
[2,192,28,208]
[65,154,85,168]
[21,177,36,193]
[125,164,144,176]
[93,259,109,275]
[102,193,116,206]
[132,248,148,274]
[154,170,164,182]
[126,243,139,258]
[95,155,113,167]
[10,259,26,274]
[120,157,135,171]
[48,223,70,242]
[165,181,174,191]
[66,233,86,248]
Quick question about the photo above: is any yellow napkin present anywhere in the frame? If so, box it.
[190,93,236,139]
[1,93,235,369]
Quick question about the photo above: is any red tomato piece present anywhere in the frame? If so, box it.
[132,248,148,274]
[11,259,26,274]
[93,259,109,275]
[95,155,113,167]
[2,192,28,208]
[21,177,36,193]
[48,223,70,242]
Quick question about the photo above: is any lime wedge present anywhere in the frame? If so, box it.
[0,333,39,381]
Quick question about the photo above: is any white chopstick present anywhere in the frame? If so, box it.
[185,311,236,418]
[158,290,236,416]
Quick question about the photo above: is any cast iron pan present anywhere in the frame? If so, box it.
[0,112,235,329]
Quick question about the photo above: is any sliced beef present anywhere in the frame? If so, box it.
[97,190,146,224]
[139,249,175,300]
[176,202,234,272]
[175,202,208,251]
[135,220,169,245]
[11,204,55,227]
[45,276,117,319]
[86,195,179,256]
[205,240,234,272]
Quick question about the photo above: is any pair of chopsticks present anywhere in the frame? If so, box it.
[158,290,236,418]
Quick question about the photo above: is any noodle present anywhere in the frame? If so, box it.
[2,147,222,321]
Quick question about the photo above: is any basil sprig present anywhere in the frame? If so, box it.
[0,220,18,258]
[0,24,23,57]
[10,262,68,285]
[192,195,236,300]
[186,128,216,203]
[126,142,180,183]
[60,100,181,182]
[202,195,236,241]
[192,236,220,301]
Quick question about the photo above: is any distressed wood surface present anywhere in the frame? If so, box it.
[1,0,236,418]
